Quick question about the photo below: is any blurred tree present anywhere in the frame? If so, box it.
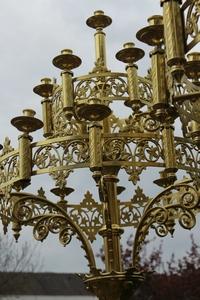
[97,234,200,300]
[0,235,42,272]
[0,235,43,296]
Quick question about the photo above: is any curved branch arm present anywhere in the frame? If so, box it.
[144,178,193,213]
[12,194,97,273]
[132,179,200,269]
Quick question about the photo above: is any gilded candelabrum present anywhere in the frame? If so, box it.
[0,1,200,300]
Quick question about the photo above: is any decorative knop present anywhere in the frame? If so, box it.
[50,187,74,198]
[51,187,74,210]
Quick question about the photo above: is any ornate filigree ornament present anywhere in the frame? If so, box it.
[0,4,200,300]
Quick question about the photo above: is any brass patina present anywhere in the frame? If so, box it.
[1,2,200,299]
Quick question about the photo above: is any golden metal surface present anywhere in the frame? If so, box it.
[86,10,112,30]
[89,123,102,171]
[116,42,145,64]
[181,0,200,52]
[33,78,54,98]
[185,52,200,83]
[16,133,32,190]
[53,49,82,70]
[1,4,200,299]
[41,98,53,137]
[116,43,144,111]
[61,70,74,119]
[11,109,43,133]
[133,178,200,268]
[150,46,169,120]
[33,78,54,137]
[162,0,186,79]
[136,15,164,46]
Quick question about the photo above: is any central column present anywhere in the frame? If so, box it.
[99,167,123,273]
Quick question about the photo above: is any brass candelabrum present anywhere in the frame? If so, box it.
[1,2,200,299]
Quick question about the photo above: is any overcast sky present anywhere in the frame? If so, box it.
[0,0,199,274]
[0,0,160,142]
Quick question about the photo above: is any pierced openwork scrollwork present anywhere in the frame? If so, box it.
[74,73,128,101]
[0,138,19,188]
[175,139,196,169]
[103,137,163,164]
[51,87,63,115]
[73,73,152,105]
[53,113,84,137]
[32,139,90,173]
[63,140,90,164]
[51,88,88,137]
[182,0,200,51]
[1,137,14,156]
[121,113,160,134]
[108,112,160,135]
[12,194,97,272]
[134,139,163,163]
[172,75,200,131]
[66,188,150,241]
[0,152,19,188]
[132,179,200,269]
[120,187,150,227]
[67,191,102,242]
[33,145,60,169]
[103,138,132,161]
[175,138,200,177]
[0,192,15,234]
[138,77,153,104]
[33,215,75,245]
[173,74,200,97]
[103,136,163,184]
